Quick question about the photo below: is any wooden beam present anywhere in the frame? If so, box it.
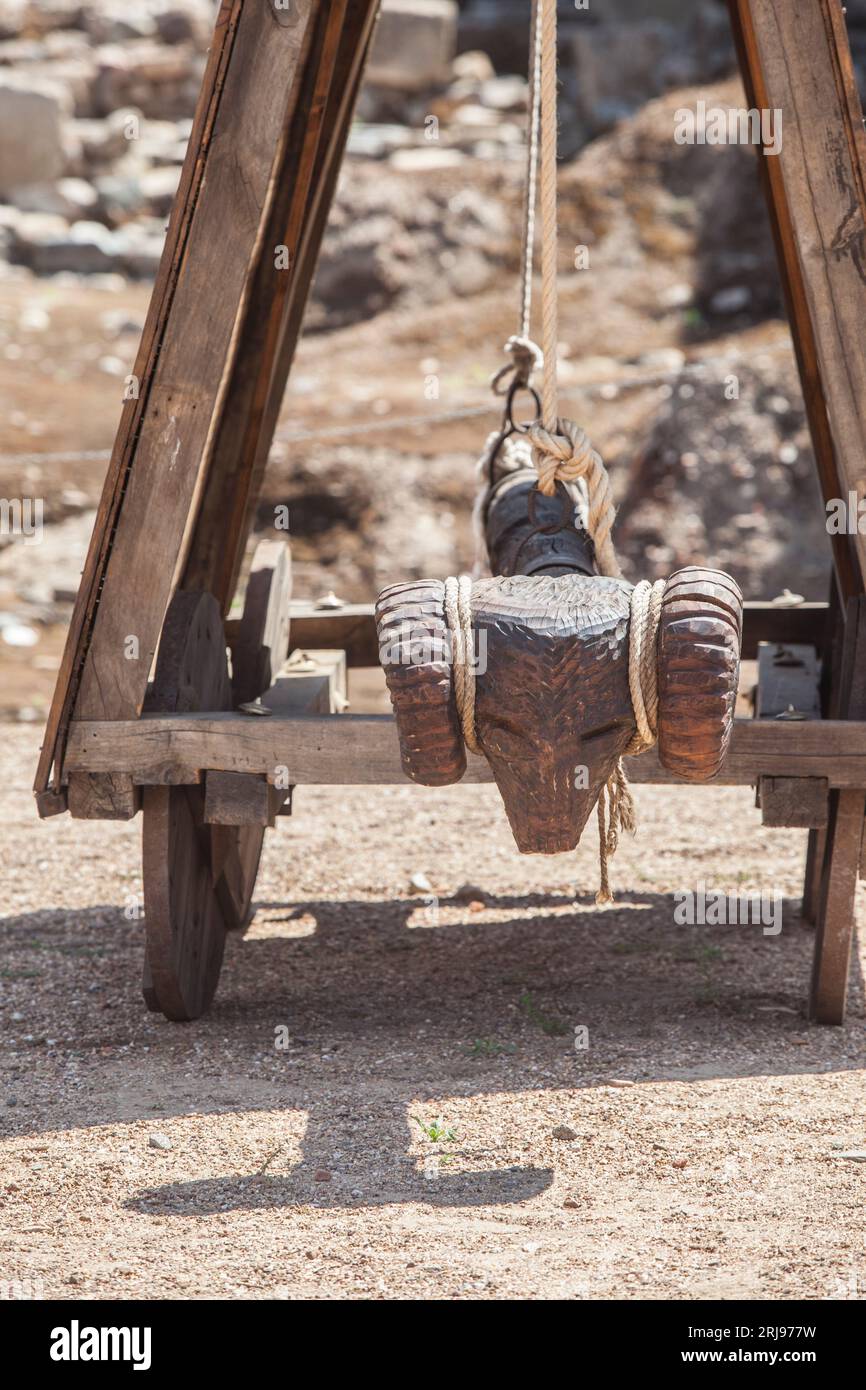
[730,0,866,603]
[71,3,321,729]
[755,642,821,720]
[229,599,830,669]
[33,0,247,804]
[809,595,866,1022]
[62,714,866,790]
[182,0,382,609]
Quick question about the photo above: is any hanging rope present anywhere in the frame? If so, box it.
[443,574,481,754]
[455,0,659,903]
[491,0,544,397]
[538,0,559,430]
[529,419,621,579]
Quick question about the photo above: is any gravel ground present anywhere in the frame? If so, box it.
[1,726,865,1301]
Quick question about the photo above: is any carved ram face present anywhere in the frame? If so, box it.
[377,570,742,856]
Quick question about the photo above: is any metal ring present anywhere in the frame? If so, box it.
[505,383,542,434]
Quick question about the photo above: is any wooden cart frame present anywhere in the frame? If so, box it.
[33,0,866,1022]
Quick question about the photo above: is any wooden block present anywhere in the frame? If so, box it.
[755,643,821,720]
[35,787,68,818]
[204,770,271,826]
[758,775,829,828]
[68,772,140,821]
[262,649,348,716]
[229,539,292,705]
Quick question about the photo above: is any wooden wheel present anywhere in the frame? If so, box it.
[142,590,241,1019]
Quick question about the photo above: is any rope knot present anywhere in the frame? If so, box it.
[491,335,544,395]
[529,417,621,579]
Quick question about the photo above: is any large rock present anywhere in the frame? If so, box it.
[0,75,74,195]
[367,0,457,91]
[0,0,26,41]
[572,5,735,134]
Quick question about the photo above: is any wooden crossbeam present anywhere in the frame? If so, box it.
[63,715,866,790]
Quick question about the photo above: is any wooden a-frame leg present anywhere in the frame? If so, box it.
[809,789,865,1023]
[809,596,866,1022]
[802,827,826,926]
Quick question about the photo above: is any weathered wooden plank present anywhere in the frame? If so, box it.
[229,538,292,706]
[33,0,245,805]
[182,0,381,609]
[758,775,828,829]
[70,3,318,727]
[755,642,821,720]
[731,0,866,600]
[809,595,866,1021]
[62,715,866,789]
[263,649,348,716]
[205,646,347,823]
[68,771,140,821]
[204,769,271,826]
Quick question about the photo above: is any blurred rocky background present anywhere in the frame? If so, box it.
[0,0,856,716]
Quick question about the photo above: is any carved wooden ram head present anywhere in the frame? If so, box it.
[376,568,742,855]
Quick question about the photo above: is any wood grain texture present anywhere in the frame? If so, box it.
[809,595,866,1022]
[214,0,383,610]
[62,712,866,788]
[755,641,821,720]
[731,0,866,601]
[377,579,467,787]
[470,574,634,852]
[656,567,743,782]
[67,2,317,729]
[34,0,245,803]
[758,775,828,829]
[180,0,350,605]
[229,538,292,706]
[141,590,233,1019]
[68,771,140,821]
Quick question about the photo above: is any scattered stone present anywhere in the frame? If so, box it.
[552,1125,578,1142]
[313,1169,332,1182]
[388,147,467,172]
[710,285,751,315]
[450,50,495,85]
[148,1132,172,1151]
[453,883,486,904]
[1,623,39,647]
[367,0,457,93]
[672,1159,688,1169]
[563,1196,582,1209]
[409,871,434,894]
[0,74,74,195]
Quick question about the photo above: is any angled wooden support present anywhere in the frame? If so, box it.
[729,0,866,606]
[34,0,380,810]
[808,598,866,1023]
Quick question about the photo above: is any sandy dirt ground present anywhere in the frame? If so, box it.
[1,725,865,1301]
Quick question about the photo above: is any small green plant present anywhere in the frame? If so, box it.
[519,991,568,1037]
[413,1116,456,1143]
